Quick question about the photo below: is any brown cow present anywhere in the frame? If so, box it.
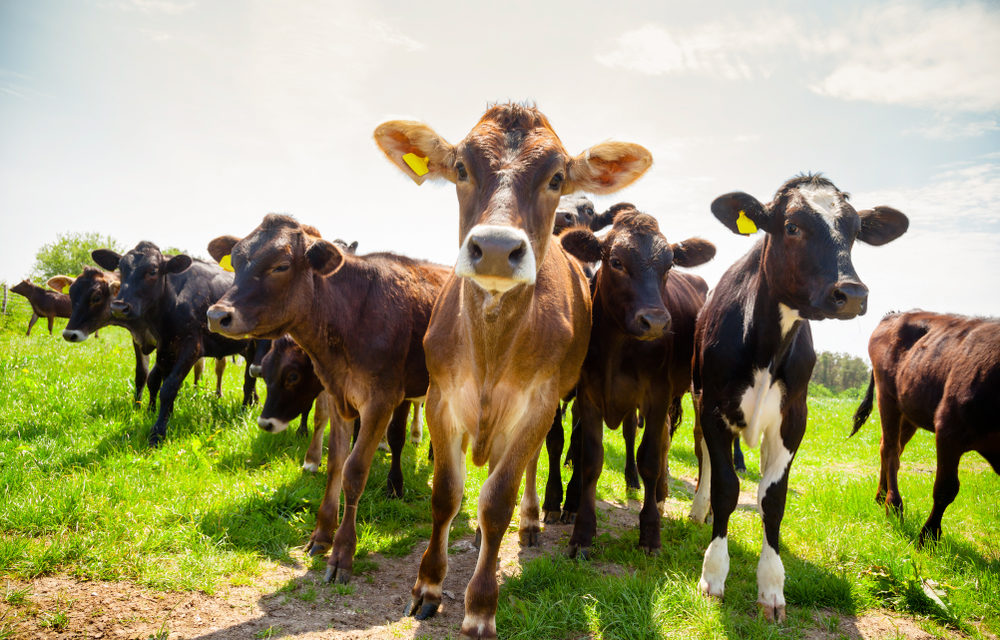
[204,216,449,585]
[851,311,1000,543]
[558,207,714,557]
[9,279,71,336]
[373,103,651,639]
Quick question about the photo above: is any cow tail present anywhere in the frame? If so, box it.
[850,372,875,437]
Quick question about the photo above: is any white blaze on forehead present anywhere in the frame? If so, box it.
[797,184,844,238]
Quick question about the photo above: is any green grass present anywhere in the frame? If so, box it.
[1,306,998,639]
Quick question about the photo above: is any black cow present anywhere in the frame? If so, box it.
[689,174,908,621]
[93,242,257,446]
[852,311,1000,544]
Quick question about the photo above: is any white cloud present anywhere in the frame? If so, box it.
[905,114,999,140]
[99,0,195,14]
[370,20,425,52]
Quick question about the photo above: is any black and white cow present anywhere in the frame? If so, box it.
[689,174,908,621]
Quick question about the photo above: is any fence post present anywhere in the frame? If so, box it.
[1,284,7,315]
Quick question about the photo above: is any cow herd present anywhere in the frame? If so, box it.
[9,104,999,639]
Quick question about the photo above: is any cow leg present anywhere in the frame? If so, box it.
[214,358,226,397]
[518,446,542,546]
[733,439,747,473]
[409,402,423,444]
[878,399,905,513]
[297,405,311,436]
[410,385,466,621]
[322,400,396,584]
[696,409,740,600]
[756,405,804,623]
[149,349,200,447]
[146,363,162,413]
[132,342,149,405]
[636,403,669,554]
[542,402,565,524]
[241,354,257,406]
[46,315,54,335]
[689,394,713,522]
[567,397,604,558]
[386,403,408,498]
[918,428,964,545]
[192,358,203,387]
[564,401,581,468]
[26,312,38,336]
[305,411,351,552]
[302,396,327,472]
[656,410,673,511]
[462,402,557,640]
[623,411,641,491]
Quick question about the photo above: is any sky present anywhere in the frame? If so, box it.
[2,0,998,359]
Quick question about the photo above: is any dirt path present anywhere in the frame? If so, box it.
[0,490,967,639]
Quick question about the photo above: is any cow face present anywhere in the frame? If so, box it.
[93,242,192,321]
[561,207,715,339]
[553,195,596,234]
[374,104,652,296]
[711,174,908,320]
[58,268,118,342]
[10,280,33,297]
[206,215,339,339]
[257,336,324,432]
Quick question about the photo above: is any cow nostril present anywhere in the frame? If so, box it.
[509,242,526,264]
[220,313,232,328]
[469,240,483,261]
[832,289,848,307]
[638,315,651,331]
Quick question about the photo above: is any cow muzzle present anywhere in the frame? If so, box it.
[110,300,134,319]
[248,364,263,378]
[207,304,244,336]
[632,307,671,340]
[455,225,536,293]
[62,329,89,343]
[821,281,869,319]
[257,415,290,433]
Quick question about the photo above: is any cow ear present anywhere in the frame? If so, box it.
[306,239,345,276]
[207,235,240,263]
[165,254,192,274]
[92,249,122,271]
[711,192,772,236]
[672,238,716,268]
[858,206,909,246]
[559,228,603,264]
[348,240,358,253]
[373,120,457,185]
[47,275,75,293]
[566,142,652,195]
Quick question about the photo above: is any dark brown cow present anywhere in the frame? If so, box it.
[9,279,71,336]
[689,174,908,621]
[204,216,449,585]
[851,311,1000,543]
[557,207,714,557]
[373,104,651,639]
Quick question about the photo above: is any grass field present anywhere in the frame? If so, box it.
[0,304,997,639]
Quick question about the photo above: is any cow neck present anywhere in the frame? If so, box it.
[459,276,536,357]
[286,257,374,381]
[146,273,182,341]
[743,240,805,372]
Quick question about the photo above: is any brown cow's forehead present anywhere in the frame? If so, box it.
[234,226,300,267]
[462,118,567,176]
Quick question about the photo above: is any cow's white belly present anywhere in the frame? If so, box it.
[732,368,784,449]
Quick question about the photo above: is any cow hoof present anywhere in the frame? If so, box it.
[638,544,660,556]
[459,613,497,639]
[559,510,576,525]
[543,510,561,524]
[301,462,319,473]
[758,602,786,623]
[567,544,590,560]
[377,441,390,452]
[519,526,540,547]
[625,476,641,491]
[409,598,440,620]
[323,564,351,585]
[409,435,421,445]
[473,527,481,550]
[148,432,165,448]
[385,483,404,499]
[305,538,331,557]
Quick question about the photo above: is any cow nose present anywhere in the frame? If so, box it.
[559,212,575,227]
[257,416,275,432]
[635,308,670,338]
[468,233,526,275]
[827,281,869,317]
[458,225,536,287]
[249,364,262,378]
[110,300,130,318]
[206,305,234,332]
[62,329,85,342]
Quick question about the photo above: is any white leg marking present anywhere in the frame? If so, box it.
[689,437,712,522]
[698,535,730,598]
[301,461,319,473]
[757,542,786,613]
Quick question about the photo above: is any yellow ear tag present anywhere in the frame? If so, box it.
[62,285,69,294]
[219,254,234,272]
[402,152,430,177]
[736,210,758,235]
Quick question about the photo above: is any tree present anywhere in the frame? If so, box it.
[30,232,124,282]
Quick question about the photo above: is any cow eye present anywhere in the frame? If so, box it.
[146,268,157,278]
[785,223,800,236]
[286,371,300,385]
[272,264,290,274]
[90,293,102,305]
[456,162,468,181]
[548,172,564,191]
[609,257,624,270]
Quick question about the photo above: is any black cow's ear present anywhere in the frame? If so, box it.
[348,240,359,253]
[711,192,771,236]
[857,206,909,246]
[560,228,602,264]
[306,239,345,276]
[672,238,716,268]
[92,249,122,271]
[207,235,240,263]
[165,254,192,274]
